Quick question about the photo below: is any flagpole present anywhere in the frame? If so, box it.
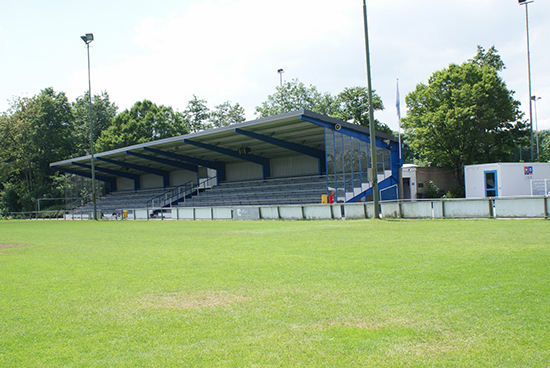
[396,78,402,164]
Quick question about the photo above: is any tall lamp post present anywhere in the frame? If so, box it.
[81,33,97,220]
[519,0,535,161]
[277,68,284,87]
[362,0,379,218]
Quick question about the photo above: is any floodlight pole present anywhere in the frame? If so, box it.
[362,0,380,218]
[532,96,541,157]
[81,33,97,220]
[277,68,284,87]
[520,0,534,161]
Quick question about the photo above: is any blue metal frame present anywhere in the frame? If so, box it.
[312,115,401,203]
[234,128,326,175]
[183,139,271,180]
[484,170,498,197]
[97,157,170,188]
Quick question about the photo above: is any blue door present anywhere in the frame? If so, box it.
[484,170,498,197]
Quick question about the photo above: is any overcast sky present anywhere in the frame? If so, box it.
[1,0,548,133]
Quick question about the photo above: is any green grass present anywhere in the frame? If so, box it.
[1,219,549,367]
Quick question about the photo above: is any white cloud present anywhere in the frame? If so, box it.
[10,0,550,132]
[72,0,364,118]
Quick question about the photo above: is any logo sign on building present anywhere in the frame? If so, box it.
[524,166,533,176]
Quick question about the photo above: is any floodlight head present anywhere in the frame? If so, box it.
[81,33,94,44]
[277,68,284,73]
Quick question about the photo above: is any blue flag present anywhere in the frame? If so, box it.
[396,79,401,121]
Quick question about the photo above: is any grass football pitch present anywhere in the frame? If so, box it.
[1,219,549,367]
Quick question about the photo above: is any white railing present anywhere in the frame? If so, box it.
[531,178,549,196]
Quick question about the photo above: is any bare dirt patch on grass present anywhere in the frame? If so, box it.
[0,243,29,250]
[141,291,252,310]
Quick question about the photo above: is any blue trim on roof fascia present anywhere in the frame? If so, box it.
[125,151,198,173]
[183,139,271,179]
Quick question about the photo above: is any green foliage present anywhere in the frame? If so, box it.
[469,45,505,71]
[255,79,392,134]
[333,87,392,134]
[72,91,118,156]
[0,88,75,211]
[400,132,425,165]
[0,182,20,213]
[0,89,252,211]
[255,79,332,117]
[402,46,527,182]
[209,101,246,128]
[1,220,549,366]
[423,180,441,198]
[537,130,550,162]
[443,185,466,199]
[95,100,188,152]
[182,95,210,133]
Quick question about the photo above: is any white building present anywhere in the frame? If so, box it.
[465,162,550,198]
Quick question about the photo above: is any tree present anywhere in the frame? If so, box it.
[210,101,246,128]
[538,130,550,162]
[402,46,526,184]
[469,45,505,72]
[95,100,187,152]
[182,95,210,133]
[0,88,75,211]
[72,91,118,156]
[255,79,392,135]
[255,79,336,118]
[333,87,391,134]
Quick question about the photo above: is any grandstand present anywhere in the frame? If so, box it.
[77,175,326,213]
[51,110,401,215]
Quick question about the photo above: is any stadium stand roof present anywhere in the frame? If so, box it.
[50,109,399,192]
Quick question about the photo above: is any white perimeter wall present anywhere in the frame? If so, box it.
[93,197,548,221]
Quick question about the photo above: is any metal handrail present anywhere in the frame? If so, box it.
[146,181,193,209]
[146,176,218,211]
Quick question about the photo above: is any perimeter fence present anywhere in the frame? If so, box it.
[3,196,548,221]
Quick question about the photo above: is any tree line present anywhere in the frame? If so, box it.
[1,46,546,212]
